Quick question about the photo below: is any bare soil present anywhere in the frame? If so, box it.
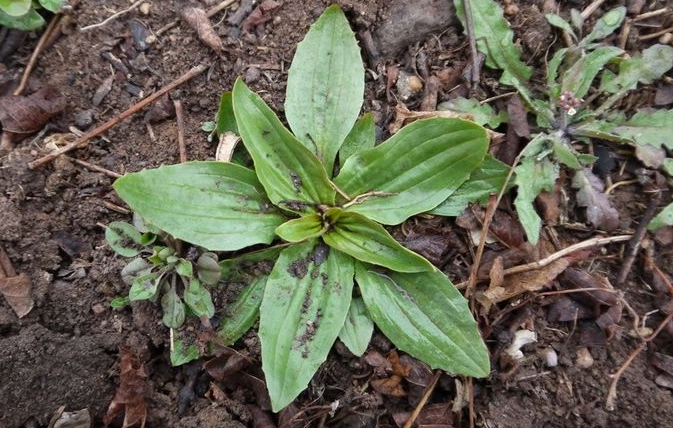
[2,0,673,427]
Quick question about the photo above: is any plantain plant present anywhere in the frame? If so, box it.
[450,1,673,240]
[111,5,490,411]
[0,0,65,30]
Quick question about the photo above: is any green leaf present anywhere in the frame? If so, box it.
[171,340,200,366]
[129,272,160,301]
[649,202,673,230]
[546,13,575,38]
[184,278,215,318]
[0,0,31,17]
[663,159,673,176]
[106,221,143,257]
[110,296,130,309]
[114,161,285,252]
[38,0,65,13]
[561,46,622,99]
[259,241,354,411]
[338,297,373,356]
[599,45,673,94]
[201,121,216,133]
[570,9,583,31]
[275,213,325,243]
[547,48,567,97]
[232,79,336,212]
[216,91,237,135]
[323,211,434,273]
[437,98,507,128]
[552,140,581,169]
[175,259,193,277]
[356,262,490,377]
[333,118,488,224]
[514,157,559,244]
[338,113,375,166]
[574,109,673,150]
[0,7,44,30]
[197,252,221,285]
[162,283,185,328]
[121,258,152,285]
[430,155,511,217]
[285,4,365,173]
[218,247,282,345]
[581,7,626,45]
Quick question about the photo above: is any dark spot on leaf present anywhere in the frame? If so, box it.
[310,242,329,266]
[288,259,308,279]
[289,171,302,193]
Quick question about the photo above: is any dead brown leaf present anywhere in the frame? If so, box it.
[506,95,529,138]
[0,274,33,318]
[92,75,114,107]
[204,352,250,381]
[563,268,619,306]
[655,84,673,106]
[0,86,65,136]
[370,350,410,397]
[144,94,175,123]
[478,257,571,314]
[547,296,593,322]
[651,352,673,377]
[104,347,147,428]
[243,0,282,36]
[393,403,452,428]
[572,168,619,230]
[178,1,223,54]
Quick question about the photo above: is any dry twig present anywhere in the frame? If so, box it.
[581,0,608,20]
[14,15,62,96]
[79,0,144,32]
[617,196,660,285]
[28,64,208,169]
[462,0,480,90]
[69,157,122,178]
[403,371,441,428]
[173,99,187,163]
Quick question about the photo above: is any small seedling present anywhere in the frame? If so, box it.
[105,214,220,365]
[110,5,491,411]
[451,0,673,241]
[0,0,65,31]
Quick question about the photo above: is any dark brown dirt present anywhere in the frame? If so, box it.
[2,0,673,427]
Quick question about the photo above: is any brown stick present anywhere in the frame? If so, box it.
[69,157,122,178]
[13,14,62,96]
[403,370,441,428]
[28,64,208,169]
[174,99,187,163]
[606,310,673,409]
[462,0,480,90]
[617,196,660,285]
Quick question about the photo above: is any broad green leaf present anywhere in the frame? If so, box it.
[197,252,221,285]
[333,118,488,224]
[162,283,185,328]
[218,247,282,345]
[338,113,375,166]
[581,7,626,45]
[547,48,567,97]
[121,258,152,285]
[216,91,237,135]
[338,297,373,356]
[114,161,285,252]
[552,140,581,169]
[171,340,200,366]
[355,262,490,377]
[561,46,622,99]
[38,0,65,13]
[570,9,583,31]
[285,4,365,173]
[175,259,193,277]
[232,79,336,212]
[573,109,673,150]
[129,272,160,301]
[649,202,673,230]
[0,7,44,30]
[598,45,673,94]
[430,155,511,217]
[106,221,143,257]
[437,98,507,128]
[514,157,559,244]
[323,211,434,273]
[110,296,130,309]
[275,213,325,243]
[454,0,531,85]
[0,0,30,16]
[546,14,575,38]
[259,241,354,411]
[184,278,215,318]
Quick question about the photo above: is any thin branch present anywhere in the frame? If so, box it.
[617,196,660,285]
[28,64,208,169]
[69,156,122,178]
[174,99,187,163]
[633,8,670,22]
[14,14,62,96]
[79,0,144,32]
[581,0,607,20]
[462,0,480,90]
[403,371,441,428]
[638,26,673,41]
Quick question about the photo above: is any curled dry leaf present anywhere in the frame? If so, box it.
[478,257,571,314]
[243,0,282,36]
[104,347,148,428]
[0,274,34,318]
[92,75,114,107]
[0,86,65,137]
[506,94,530,138]
[571,168,619,230]
[215,132,241,162]
[178,1,223,54]
[393,403,452,428]
[370,350,410,397]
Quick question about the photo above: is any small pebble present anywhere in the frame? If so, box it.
[139,2,150,15]
[74,109,93,128]
[504,4,519,15]
[145,34,157,45]
[245,66,261,83]
[92,303,106,315]
[396,71,423,101]
[543,347,558,367]
[659,33,672,45]
[576,347,594,369]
